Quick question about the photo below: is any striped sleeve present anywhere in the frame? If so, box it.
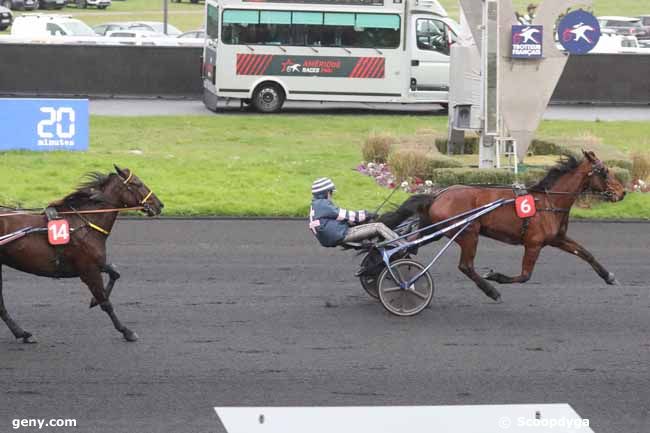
[335,208,370,225]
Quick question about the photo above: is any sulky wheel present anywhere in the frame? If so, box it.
[358,249,383,299]
[377,259,433,317]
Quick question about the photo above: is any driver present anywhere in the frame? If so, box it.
[308,177,407,249]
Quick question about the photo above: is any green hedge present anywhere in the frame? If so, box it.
[428,166,631,188]
[434,137,479,154]
[430,168,547,187]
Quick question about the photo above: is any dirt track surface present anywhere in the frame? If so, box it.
[0,220,648,433]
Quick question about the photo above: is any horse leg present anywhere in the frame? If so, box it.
[484,243,543,284]
[89,264,120,309]
[80,270,138,342]
[0,265,35,343]
[550,236,618,285]
[456,232,502,302]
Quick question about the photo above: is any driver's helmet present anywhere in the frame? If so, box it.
[312,177,336,196]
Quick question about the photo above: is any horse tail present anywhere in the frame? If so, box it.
[378,194,436,229]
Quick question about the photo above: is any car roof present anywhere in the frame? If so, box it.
[107,29,158,36]
[599,16,641,22]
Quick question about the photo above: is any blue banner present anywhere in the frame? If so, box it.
[0,98,89,152]
[557,10,601,55]
[511,25,543,58]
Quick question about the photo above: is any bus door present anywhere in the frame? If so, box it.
[203,1,219,90]
[409,15,451,94]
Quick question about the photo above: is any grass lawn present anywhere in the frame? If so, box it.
[1,115,648,219]
[2,0,649,34]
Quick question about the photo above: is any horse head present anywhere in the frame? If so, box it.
[582,150,626,202]
[111,165,165,216]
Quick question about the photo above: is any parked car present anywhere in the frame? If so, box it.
[128,21,181,36]
[0,0,38,11]
[598,16,650,42]
[93,20,180,36]
[67,0,110,10]
[11,14,96,36]
[637,15,650,46]
[106,29,179,45]
[0,5,12,30]
[178,29,204,39]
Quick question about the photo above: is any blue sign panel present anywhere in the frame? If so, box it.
[511,25,543,58]
[557,10,601,54]
[0,98,89,152]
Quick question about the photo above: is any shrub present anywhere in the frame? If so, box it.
[362,133,394,163]
[389,148,461,181]
[427,167,547,187]
[631,152,650,181]
[610,167,631,186]
[434,136,479,154]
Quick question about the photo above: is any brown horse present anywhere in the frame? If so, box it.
[0,166,163,343]
[380,151,626,302]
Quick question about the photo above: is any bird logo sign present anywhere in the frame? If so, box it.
[512,25,543,58]
[557,10,601,54]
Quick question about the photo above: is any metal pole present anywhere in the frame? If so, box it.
[163,0,168,35]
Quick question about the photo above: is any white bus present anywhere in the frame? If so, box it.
[202,0,458,112]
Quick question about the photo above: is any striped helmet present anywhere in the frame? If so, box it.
[312,177,336,195]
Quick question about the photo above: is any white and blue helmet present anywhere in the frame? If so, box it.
[312,177,336,195]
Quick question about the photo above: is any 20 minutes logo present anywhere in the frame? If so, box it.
[37,106,76,147]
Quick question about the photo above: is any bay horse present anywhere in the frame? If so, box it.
[0,166,163,343]
[380,151,626,302]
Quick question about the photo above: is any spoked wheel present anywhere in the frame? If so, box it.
[358,248,386,300]
[377,259,434,317]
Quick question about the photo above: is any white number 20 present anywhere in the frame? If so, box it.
[37,107,76,139]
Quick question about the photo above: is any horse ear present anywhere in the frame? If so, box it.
[582,150,597,162]
[114,164,127,178]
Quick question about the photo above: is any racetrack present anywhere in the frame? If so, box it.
[0,220,648,433]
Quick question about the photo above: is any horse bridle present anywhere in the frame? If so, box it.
[586,160,616,200]
[121,171,155,213]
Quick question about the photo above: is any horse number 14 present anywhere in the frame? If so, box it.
[47,220,70,245]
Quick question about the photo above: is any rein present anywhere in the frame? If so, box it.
[0,207,144,218]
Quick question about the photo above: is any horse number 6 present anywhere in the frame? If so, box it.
[47,220,70,245]
[515,195,536,218]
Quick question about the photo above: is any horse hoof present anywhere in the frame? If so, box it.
[489,292,502,303]
[605,273,619,286]
[123,331,138,342]
[21,334,37,344]
[483,270,496,280]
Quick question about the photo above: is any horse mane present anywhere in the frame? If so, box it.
[48,172,116,209]
[530,155,581,191]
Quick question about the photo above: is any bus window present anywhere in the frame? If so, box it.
[207,4,219,40]
[416,18,449,55]
[222,9,399,48]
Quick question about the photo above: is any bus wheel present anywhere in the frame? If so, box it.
[252,83,284,113]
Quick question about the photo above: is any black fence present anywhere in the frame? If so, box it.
[552,54,650,104]
[0,44,203,98]
[1,43,649,104]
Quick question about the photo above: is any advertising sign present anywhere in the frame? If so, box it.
[557,10,601,54]
[511,25,543,58]
[237,54,385,78]
[0,98,89,152]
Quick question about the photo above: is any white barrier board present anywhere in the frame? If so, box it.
[214,404,594,433]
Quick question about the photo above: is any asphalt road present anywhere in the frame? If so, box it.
[0,220,648,433]
[89,99,650,121]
